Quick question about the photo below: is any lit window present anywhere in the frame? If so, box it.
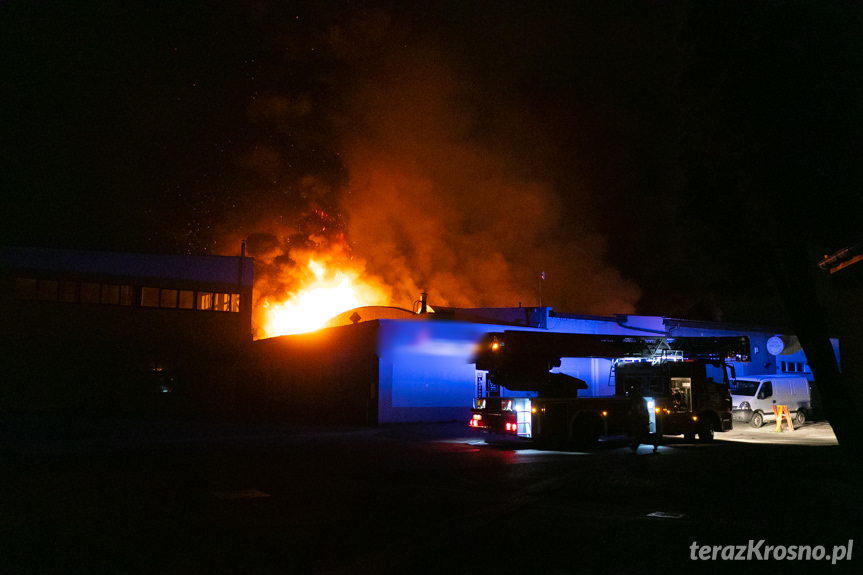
[179,290,194,309]
[101,284,120,305]
[214,293,230,312]
[141,287,159,307]
[160,289,178,308]
[81,282,100,304]
[197,292,213,310]
[230,293,240,313]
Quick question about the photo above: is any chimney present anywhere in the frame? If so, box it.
[420,292,428,314]
[238,240,246,287]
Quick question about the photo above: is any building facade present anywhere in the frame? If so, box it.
[1,245,837,423]
[253,307,838,425]
[0,246,254,414]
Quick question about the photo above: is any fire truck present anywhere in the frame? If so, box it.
[468,331,750,446]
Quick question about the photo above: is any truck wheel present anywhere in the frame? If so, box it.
[795,409,806,425]
[697,421,715,443]
[750,412,763,428]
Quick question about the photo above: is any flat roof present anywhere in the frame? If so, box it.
[0,246,254,287]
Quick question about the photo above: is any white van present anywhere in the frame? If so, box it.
[730,375,812,428]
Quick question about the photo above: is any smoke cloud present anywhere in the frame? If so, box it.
[335,14,640,314]
[228,3,640,331]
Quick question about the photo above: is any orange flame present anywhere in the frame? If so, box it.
[257,257,390,338]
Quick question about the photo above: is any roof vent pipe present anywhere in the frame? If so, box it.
[420,292,428,314]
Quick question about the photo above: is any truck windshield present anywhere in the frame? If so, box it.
[732,380,759,396]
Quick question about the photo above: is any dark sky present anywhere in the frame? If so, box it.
[2,1,861,325]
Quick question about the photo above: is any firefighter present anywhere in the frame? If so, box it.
[628,386,657,453]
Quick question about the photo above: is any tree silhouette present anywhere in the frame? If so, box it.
[676,3,863,459]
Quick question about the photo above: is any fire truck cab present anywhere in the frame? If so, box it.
[614,359,735,441]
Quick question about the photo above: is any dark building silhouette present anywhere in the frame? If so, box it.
[819,241,863,412]
[0,246,253,415]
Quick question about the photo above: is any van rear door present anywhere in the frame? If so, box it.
[789,377,810,412]
[791,378,811,402]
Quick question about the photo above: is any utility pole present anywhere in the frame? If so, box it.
[539,271,545,307]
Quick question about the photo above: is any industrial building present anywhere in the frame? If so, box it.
[0,245,253,414]
[1,245,834,423]
[249,307,832,425]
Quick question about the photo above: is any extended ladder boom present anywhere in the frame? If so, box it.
[474,331,750,391]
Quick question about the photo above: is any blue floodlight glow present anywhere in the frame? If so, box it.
[377,320,492,421]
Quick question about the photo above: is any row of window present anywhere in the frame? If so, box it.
[781,361,810,373]
[14,278,240,312]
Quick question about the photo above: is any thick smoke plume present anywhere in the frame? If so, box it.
[228,5,641,335]
[338,42,640,313]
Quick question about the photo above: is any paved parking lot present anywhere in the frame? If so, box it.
[1,415,859,574]
[719,420,839,445]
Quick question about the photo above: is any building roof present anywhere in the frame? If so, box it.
[0,246,254,287]
[322,306,419,328]
[819,240,863,274]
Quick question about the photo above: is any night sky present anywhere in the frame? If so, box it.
[2,1,861,325]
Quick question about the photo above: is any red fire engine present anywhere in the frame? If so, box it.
[468,332,750,446]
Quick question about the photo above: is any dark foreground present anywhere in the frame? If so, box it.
[1,416,861,574]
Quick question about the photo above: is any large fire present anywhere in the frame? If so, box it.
[256,257,391,339]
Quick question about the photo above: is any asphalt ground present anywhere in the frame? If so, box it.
[1,415,860,574]
[718,419,839,445]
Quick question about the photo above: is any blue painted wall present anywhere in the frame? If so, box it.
[372,312,830,423]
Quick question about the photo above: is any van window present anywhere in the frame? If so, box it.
[757,381,772,400]
[732,380,759,396]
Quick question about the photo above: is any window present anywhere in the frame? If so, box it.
[197,292,213,310]
[81,282,100,304]
[214,293,230,312]
[58,281,77,302]
[160,289,178,309]
[141,287,160,307]
[13,277,236,313]
[179,290,194,309]
[15,278,37,300]
[732,380,759,396]
[781,361,809,373]
[101,284,120,305]
[670,378,691,412]
[37,280,58,301]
